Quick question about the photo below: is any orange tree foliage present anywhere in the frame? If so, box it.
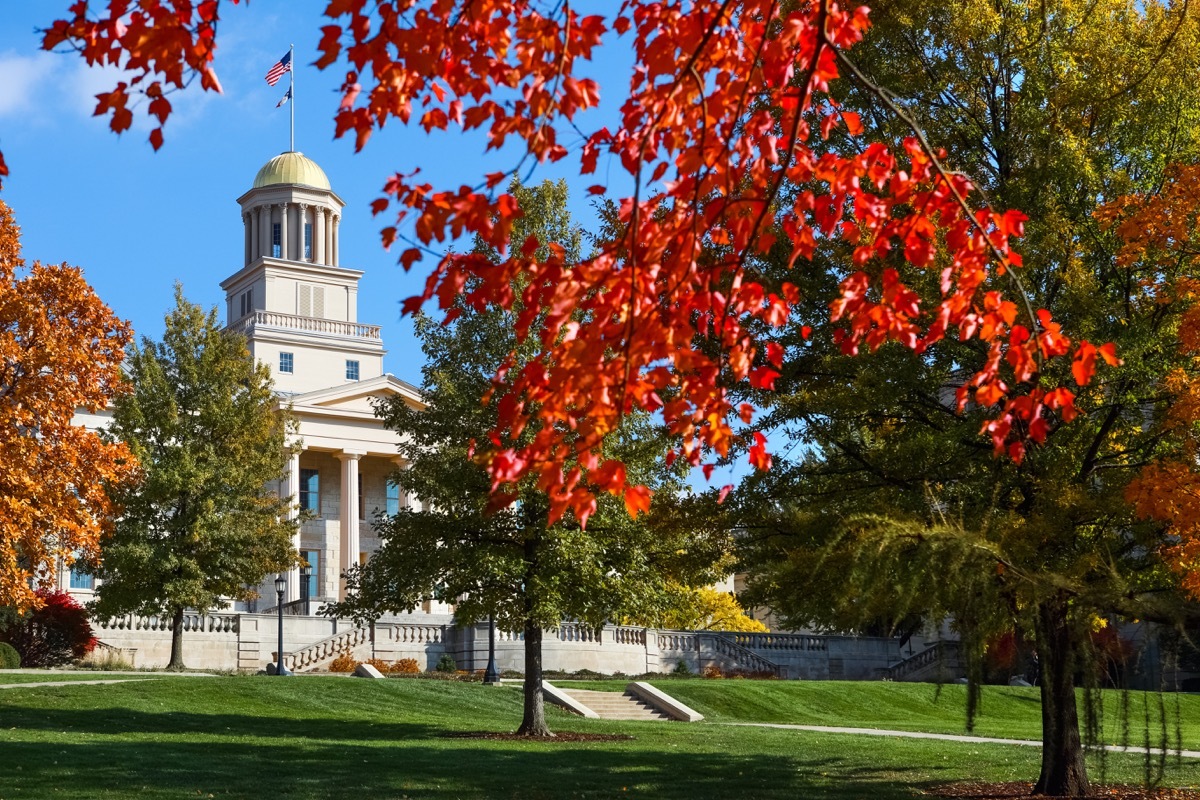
[30,1,1112,523]
[1103,165,1200,600]
[0,199,135,612]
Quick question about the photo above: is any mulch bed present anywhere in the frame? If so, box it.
[442,731,634,742]
[928,782,1200,799]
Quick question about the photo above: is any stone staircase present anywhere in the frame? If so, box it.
[879,641,964,682]
[557,688,674,721]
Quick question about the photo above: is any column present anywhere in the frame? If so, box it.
[331,214,340,266]
[250,210,259,261]
[259,205,271,260]
[336,452,362,600]
[325,209,334,265]
[244,212,252,265]
[299,203,310,261]
[285,452,301,602]
[279,202,289,261]
[314,207,326,265]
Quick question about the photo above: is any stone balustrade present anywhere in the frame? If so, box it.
[95,612,239,634]
[230,310,381,340]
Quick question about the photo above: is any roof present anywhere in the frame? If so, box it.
[252,151,331,190]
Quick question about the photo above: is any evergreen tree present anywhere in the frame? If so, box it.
[332,181,729,736]
[91,289,299,670]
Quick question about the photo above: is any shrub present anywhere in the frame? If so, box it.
[0,590,97,667]
[0,641,19,669]
[701,663,723,679]
[673,659,691,676]
[392,658,420,674]
[435,653,456,673]
[329,650,358,673]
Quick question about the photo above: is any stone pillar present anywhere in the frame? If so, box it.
[299,203,310,261]
[331,214,340,266]
[314,207,326,265]
[244,212,252,265]
[279,202,289,261]
[250,210,259,261]
[259,205,271,260]
[325,210,334,265]
[285,451,301,602]
[336,452,362,599]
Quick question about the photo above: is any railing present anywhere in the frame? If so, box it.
[657,630,784,676]
[610,626,647,646]
[882,641,963,681]
[94,612,239,634]
[259,599,315,617]
[230,310,382,341]
[557,623,601,643]
[285,626,371,672]
[285,622,448,672]
[723,632,829,652]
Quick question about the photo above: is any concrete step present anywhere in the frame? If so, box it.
[559,688,673,721]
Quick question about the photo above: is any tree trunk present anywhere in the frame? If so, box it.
[517,619,553,737]
[1033,598,1090,797]
[166,607,186,671]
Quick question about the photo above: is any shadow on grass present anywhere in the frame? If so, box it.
[0,706,943,799]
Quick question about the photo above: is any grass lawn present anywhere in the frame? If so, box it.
[0,676,1197,799]
[0,671,174,685]
[565,678,1200,748]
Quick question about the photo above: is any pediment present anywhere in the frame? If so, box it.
[285,374,424,416]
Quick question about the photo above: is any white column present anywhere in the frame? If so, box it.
[299,203,310,261]
[285,451,301,602]
[325,209,334,265]
[314,207,326,265]
[244,212,252,265]
[332,214,340,266]
[337,452,362,600]
[259,205,271,259]
[250,210,259,261]
[279,202,289,261]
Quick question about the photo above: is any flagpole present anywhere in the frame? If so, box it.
[289,43,295,152]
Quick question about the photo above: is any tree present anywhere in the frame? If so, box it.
[635,586,769,633]
[91,289,299,670]
[0,589,97,667]
[25,1,1104,523]
[734,2,1200,795]
[0,198,135,613]
[331,180,731,736]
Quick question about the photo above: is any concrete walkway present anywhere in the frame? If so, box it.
[721,722,1200,759]
[0,670,218,690]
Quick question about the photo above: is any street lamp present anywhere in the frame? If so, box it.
[483,613,500,685]
[300,561,313,616]
[274,573,291,676]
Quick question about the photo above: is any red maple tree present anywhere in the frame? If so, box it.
[29,1,1113,523]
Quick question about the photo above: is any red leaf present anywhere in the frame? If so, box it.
[1073,341,1097,386]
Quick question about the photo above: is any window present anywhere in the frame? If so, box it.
[279,352,294,374]
[238,289,253,318]
[304,223,313,260]
[69,564,93,590]
[345,360,360,381]
[385,480,402,516]
[272,222,281,258]
[299,468,319,512]
[301,550,318,600]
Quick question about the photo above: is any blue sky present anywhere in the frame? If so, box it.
[0,1,621,388]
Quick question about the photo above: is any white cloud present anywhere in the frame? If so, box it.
[0,51,58,118]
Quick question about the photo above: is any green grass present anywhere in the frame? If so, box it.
[565,678,1200,748]
[0,671,166,684]
[0,676,1197,799]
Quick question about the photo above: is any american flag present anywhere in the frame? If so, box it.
[265,51,291,86]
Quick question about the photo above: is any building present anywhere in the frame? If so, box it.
[62,149,451,617]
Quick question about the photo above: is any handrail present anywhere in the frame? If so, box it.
[229,310,382,340]
[883,641,963,681]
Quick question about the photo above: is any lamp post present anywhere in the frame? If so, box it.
[274,573,291,676]
[483,613,500,685]
[300,561,313,616]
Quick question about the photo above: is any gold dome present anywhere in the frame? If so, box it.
[252,151,331,190]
